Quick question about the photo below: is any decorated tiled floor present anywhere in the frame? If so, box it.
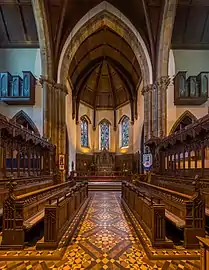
[0,192,201,269]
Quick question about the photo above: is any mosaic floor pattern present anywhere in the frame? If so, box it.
[0,192,201,269]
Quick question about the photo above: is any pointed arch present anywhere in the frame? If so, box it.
[12,110,40,136]
[118,115,130,124]
[57,1,153,86]
[80,115,90,147]
[32,0,53,78]
[169,111,197,135]
[119,115,130,148]
[99,118,111,150]
[80,114,91,124]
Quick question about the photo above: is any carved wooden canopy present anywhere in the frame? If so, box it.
[146,113,209,150]
[0,113,55,151]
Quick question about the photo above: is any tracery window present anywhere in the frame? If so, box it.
[121,116,129,147]
[100,120,110,150]
[80,117,89,147]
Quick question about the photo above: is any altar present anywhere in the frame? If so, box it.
[93,148,115,172]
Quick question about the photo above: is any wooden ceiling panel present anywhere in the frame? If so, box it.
[172,1,209,49]
[184,7,207,43]
[1,4,25,41]
[21,5,38,41]
[201,13,209,43]
[0,0,38,48]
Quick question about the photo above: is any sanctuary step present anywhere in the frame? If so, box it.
[88,181,122,191]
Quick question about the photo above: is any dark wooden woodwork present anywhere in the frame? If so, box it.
[146,113,209,178]
[122,181,174,248]
[1,180,75,249]
[174,72,208,105]
[133,176,205,249]
[0,71,36,105]
[37,182,88,249]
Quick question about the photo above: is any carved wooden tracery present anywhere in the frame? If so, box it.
[0,113,56,179]
[146,113,209,177]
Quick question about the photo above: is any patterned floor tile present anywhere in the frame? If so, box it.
[0,192,201,269]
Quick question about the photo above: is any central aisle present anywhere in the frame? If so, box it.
[60,192,195,269]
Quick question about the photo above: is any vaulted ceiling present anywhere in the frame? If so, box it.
[69,27,141,109]
[1,0,209,76]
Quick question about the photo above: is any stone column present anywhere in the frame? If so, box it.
[141,86,149,141]
[152,84,158,136]
[156,76,170,138]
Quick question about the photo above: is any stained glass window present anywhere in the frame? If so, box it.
[100,120,110,150]
[121,116,129,147]
[81,118,88,147]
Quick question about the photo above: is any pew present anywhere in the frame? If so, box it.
[132,177,205,249]
[122,181,173,248]
[37,182,88,249]
[148,174,209,215]
[0,180,74,249]
[0,175,54,210]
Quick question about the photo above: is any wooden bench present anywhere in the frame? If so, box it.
[0,175,54,211]
[122,181,173,248]
[37,182,88,249]
[150,174,209,214]
[0,180,75,249]
[135,179,205,249]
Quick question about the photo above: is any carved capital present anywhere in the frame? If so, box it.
[141,84,154,95]
[156,76,170,90]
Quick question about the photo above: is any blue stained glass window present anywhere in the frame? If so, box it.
[100,120,110,150]
[121,116,129,147]
[81,118,88,147]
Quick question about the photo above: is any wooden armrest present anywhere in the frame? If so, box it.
[165,210,185,229]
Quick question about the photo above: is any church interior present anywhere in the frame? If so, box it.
[0,0,209,269]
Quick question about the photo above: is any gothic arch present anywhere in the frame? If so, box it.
[99,118,111,126]
[80,115,91,124]
[156,0,177,78]
[57,1,153,86]
[169,110,197,135]
[118,115,130,124]
[32,0,53,78]
[12,110,40,136]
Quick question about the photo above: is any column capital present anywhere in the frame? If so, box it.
[155,76,170,89]
[141,84,154,95]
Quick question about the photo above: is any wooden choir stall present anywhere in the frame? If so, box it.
[0,113,88,249]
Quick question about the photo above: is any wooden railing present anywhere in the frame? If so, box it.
[122,181,173,248]
[135,179,205,248]
[1,180,74,249]
[0,175,54,209]
[76,170,131,177]
[197,236,209,269]
[37,182,88,249]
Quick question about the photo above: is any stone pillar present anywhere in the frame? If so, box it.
[156,76,170,138]
[142,86,149,141]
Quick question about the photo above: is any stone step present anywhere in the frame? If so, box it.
[88,181,121,191]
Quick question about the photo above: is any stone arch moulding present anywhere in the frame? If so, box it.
[80,114,91,124]
[57,1,153,88]
[118,115,130,124]
[156,0,177,79]
[99,118,112,126]
[32,0,53,78]
[169,110,197,135]
[12,110,40,136]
